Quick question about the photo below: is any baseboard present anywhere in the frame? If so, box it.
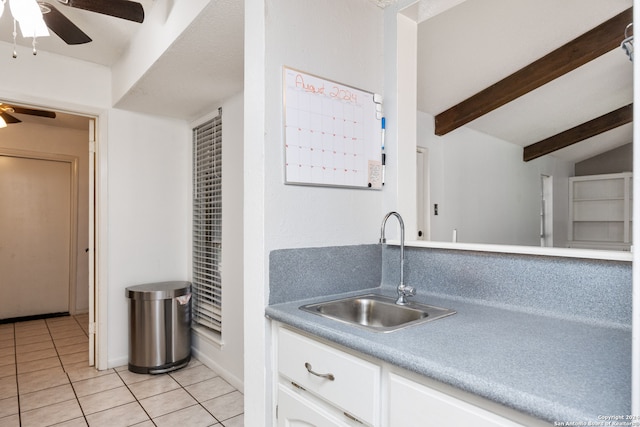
[107,355,129,370]
[191,346,244,392]
[0,312,69,324]
[108,349,244,392]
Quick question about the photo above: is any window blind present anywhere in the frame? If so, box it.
[192,111,222,333]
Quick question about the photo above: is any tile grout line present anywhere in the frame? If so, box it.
[50,316,90,374]
[112,363,237,426]
[174,368,246,426]
[44,317,68,375]
[7,317,89,426]
[49,317,87,426]
[12,323,22,427]
[65,370,89,426]
[71,315,90,339]
[8,317,241,427]
[114,368,158,427]
[46,317,90,426]
[173,371,224,426]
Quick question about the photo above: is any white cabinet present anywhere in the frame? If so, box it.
[277,385,354,427]
[276,326,380,426]
[388,373,523,427]
[568,172,632,251]
[274,324,545,427]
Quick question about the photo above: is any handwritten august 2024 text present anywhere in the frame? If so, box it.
[295,73,359,105]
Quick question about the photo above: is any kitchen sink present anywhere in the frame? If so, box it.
[300,294,455,332]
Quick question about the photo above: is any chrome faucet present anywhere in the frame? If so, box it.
[379,211,415,305]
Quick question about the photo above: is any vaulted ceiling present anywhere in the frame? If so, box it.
[0,0,633,162]
[416,0,633,163]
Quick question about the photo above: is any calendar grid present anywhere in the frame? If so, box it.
[283,67,382,189]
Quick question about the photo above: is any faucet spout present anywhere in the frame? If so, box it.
[380,211,415,305]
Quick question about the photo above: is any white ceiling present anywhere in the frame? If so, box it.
[0,0,244,128]
[0,0,155,65]
[415,0,633,163]
[114,0,244,121]
[0,0,633,165]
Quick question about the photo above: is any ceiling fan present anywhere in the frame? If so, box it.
[0,103,56,127]
[38,0,145,45]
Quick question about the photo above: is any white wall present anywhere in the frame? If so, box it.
[244,0,385,424]
[0,122,90,314]
[106,108,190,367]
[243,0,267,423]
[264,0,385,251]
[0,42,110,111]
[417,110,573,247]
[191,91,245,389]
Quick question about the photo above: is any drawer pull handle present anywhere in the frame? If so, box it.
[304,362,335,381]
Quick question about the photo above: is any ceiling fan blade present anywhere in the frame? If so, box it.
[40,3,92,45]
[11,106,57,119]
[1,112,22,124]
[63,0,144,23]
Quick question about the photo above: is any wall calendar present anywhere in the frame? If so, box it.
[283,66,383,189]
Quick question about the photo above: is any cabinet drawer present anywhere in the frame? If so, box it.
[388,373,525,427]
[278,327,380,426]
[277,385,355,427]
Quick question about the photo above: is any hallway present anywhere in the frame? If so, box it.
[0,316,243,426]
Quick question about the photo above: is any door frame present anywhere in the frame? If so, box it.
[94,111,108,370]
[540,174,553,247]
[0,148,79,316]
[416,147,429,241]
[0,100,105,369]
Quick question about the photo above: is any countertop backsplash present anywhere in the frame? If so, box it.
[269,244,381,305]
[382,245,632,328]
[270,243,631,328]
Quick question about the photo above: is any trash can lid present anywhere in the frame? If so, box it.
[125,281,191,300]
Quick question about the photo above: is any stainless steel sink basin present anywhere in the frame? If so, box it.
[300,294,455,332]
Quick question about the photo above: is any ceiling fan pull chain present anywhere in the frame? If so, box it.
[32,37,37,55]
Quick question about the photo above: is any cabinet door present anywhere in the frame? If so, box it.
[388,373,524,427]
[278,327,380,425]
[278,385,353,427]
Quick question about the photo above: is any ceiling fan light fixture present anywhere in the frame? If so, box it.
[10,0,49,38]
[0,116,7,129]
[18,16,49,39]
[4,0,144,54]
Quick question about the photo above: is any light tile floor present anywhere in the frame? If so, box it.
[0,315,244,427]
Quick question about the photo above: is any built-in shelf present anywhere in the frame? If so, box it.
[568,172,632,251]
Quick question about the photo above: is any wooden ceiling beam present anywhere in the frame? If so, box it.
[522,104,633,162]
[434,7,633,136]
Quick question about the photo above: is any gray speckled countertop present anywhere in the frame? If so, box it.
[266,287,631,424]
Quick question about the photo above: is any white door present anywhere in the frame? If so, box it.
[0,155,72,319]
[540,175,553,247]
[416,148,429,240]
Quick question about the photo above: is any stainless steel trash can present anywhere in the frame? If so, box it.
[125,281,192,374]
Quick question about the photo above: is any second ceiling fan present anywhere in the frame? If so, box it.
[39,0,145,45]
